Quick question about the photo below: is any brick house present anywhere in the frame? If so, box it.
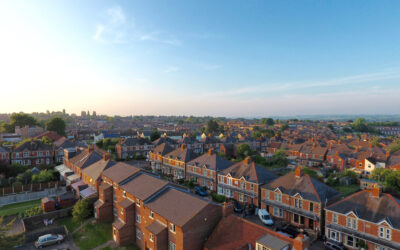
[204,214,310,250]
[64,145,105,177]
[0,146,10,164]
[152,135,178,148]
[116,136,154,159]
[199,134,222,153]
[260,167,340,236]
[325,185,400,250]
[81,153,114,191]
[161,144,197,181]
[140,187,221,250]
[11,140,53,166]
[217,157,278,206]
[54,137,86,163]
[95,162,140,223]
[186,149,233,191]
[177,134,203,154]
[149,143,175,173]
[326,143,354,171]
[296,141,328,167]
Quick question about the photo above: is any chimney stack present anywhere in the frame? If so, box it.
[87,145,94,153]
[180,144,187,150]
[372,184,381,198]
[244,156,251,165]
[295,166,303,178]
[103,153,111,161]
[221,201,234,218]
[293,233,310,250]
[208,148,214,155]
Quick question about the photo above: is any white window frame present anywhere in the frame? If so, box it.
[169,223,176,233]
[136,214,141,223]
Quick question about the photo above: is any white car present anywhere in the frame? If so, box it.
[258,209,274,225]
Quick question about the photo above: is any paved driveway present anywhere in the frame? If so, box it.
[15,235,78,250]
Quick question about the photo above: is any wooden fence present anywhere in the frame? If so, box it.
[0,181,65,196]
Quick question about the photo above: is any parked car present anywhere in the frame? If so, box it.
[247,204,255,215]
[258,209,274,225]
[325,240,347,250]
[194,186,207,196]
[233,201,243,213]
[35,234,64,248]
[278,225,299,238]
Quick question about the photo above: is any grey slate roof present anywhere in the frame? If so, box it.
[262,171,340,203]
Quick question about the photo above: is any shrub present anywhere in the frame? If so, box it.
[211,192,226,203]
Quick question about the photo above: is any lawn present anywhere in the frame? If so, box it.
[0,199,41,217]
[334,184,360,197]
[73,222,112,250]
[57,217,80,232]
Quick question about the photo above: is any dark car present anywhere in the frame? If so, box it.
[233,201,243,213]
[325,240,347,250]
[194,186,207,196]
[279,225,299,238]
[247,204,255,215]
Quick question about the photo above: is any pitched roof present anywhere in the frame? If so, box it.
[119,137,152,146]
[68,147,104,169]
[14,140,52,152]
[164,146,197,163]
[262,171,340,203]
[327,190,400,229]
[121,173,168,201]
[145,187,209,227]
[152,136,177,146]
[187,151,233,171]
[102,162,140,183]
[204,214,293,250]
[151,143,174,156]
[82,159,116,181]
[35,131,63,142]
[146,220,167,235]
[221,158,277,184]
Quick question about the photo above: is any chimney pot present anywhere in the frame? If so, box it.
[295,166,303,178]
[372,184,381,198]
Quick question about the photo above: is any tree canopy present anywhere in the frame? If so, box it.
[0,113,38,133]
[205,120,221,134]
[72,199,91,223]
[260,118,274,126]
[46,117,66,136]
[150,131,161,141]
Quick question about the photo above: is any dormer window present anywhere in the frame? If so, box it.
[346,217,357,229]
[275,193,282,202]
[379,226,391,240]
[241,182,245,190]
[294,198,302,208]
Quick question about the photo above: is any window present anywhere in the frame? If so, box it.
[273,207,283,218]
[275,193,282,202]
[149,210,154,219]
[136,198,141,207]
[241,182,245,190]
[379,227,391,240]
[169,223,176,233]
[346,218,357,229]
[333,214,338,223]
[329,230,340,241]
[256,243,268,250]
[218,186,223,195]
[149,233,154,242]
[136,230,141,240]
[346,235,354,247]
[265,191,269,200]
[123,191,126,198]
[136,214,141,223]
[169,241,176,250]
[310,202,314,212]
[24,152,29,158]
[227,177,232,186]
[294,198,302,208]
[120,209,124,215]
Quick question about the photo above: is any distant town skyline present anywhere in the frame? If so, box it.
[1,1,400,116]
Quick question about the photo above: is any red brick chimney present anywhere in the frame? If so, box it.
[372,184,381,198]
[208,148,214,155]
[180,144,187,150]
[386,151,390,158]
[103,153,111,161]
[244,156,251,164]
[221,201,234,217]
[87,145,94,153]
[295,166,303,178]
[293,233,310,250]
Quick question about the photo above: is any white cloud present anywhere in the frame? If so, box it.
[93,6,129,43]
[139,31,182,46]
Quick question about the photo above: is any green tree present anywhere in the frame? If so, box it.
[236,143,253,160]
[206,120,220,134]
[72,199,91,224]
[327,124,334,131]
[150,131,161,141]
[352,118,369,132]
[46,117,66,136]
[271,150,288,167]
[0,217,24,248]
[261,118,274,126]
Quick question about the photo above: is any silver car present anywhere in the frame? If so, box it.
[35,234,64,248]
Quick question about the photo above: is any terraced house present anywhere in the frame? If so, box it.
[161,144,197,181]
[11,140,53,166]
[186,149,233,191]
[63,145,105,177]
[95,162,140,223]
[116,136,154,159]
[0,146,10,164]
[260,167,340,236]
[97,168,222,249]
[325,185,400,250]
[217,157,277,206]
[148,143,174,173]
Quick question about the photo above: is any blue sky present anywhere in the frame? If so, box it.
[1,0,400,117]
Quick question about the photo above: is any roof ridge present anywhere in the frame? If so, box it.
[306,174,322,203]
[326,190,368,209]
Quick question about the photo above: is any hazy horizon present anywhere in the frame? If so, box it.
[1,1,400,116]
